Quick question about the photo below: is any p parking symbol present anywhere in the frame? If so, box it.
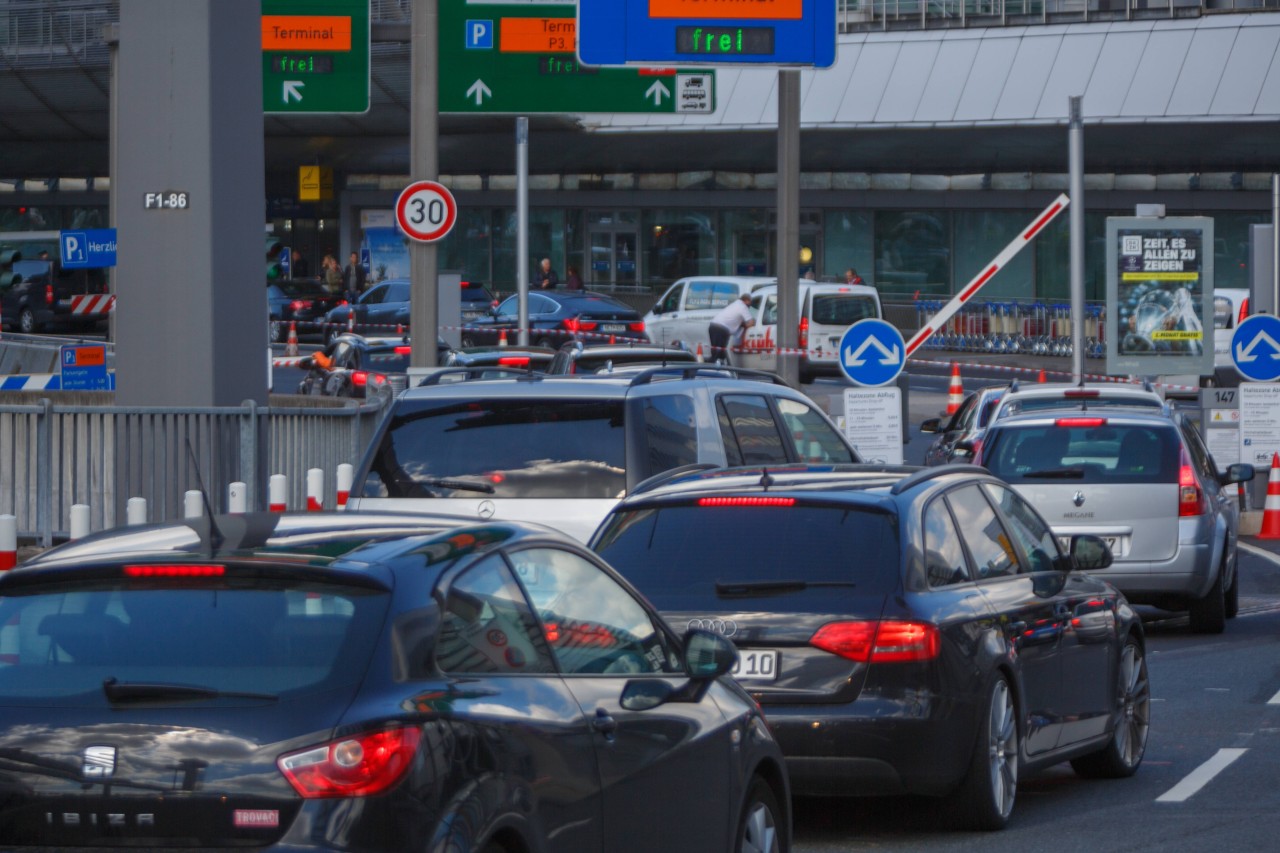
[62,232,85,263]
[466,20,492,49]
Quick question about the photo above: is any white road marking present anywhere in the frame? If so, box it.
[1268,690,1280,706]
[1238,541,1280,568]
[1156,748,1248,803]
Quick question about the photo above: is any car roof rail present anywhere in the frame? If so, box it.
[888,464,991,496]
[416,366,541,387]
[628,462,722,496]
[625,365,791,387]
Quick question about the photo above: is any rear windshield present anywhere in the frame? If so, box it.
[0,580,384,706]
[461,283,492,304]
[594,504,899,610]
[811,294,878,326]
[363,398,626,498]
[983,422,1180,485]
[1000,395,1162,417]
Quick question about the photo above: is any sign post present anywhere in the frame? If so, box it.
[262,0,370,114]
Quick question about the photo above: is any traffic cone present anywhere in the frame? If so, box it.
[696,343,704,362]
[946,362,964,416]
[498,328,508,347]
[285,321,299,356]
[1258,453,1280,540]
[1038,368,1047,383]
[609,334,616,344]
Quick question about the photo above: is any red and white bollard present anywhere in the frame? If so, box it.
[269,474,288,513]
[69,504,90,540]
[336,463,353,511]
[126,497,147,526]
[0,514,16,571]
[306,468,324,512]
[228,482,248,514]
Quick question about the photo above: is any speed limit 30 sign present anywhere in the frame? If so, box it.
[395,180,458,243]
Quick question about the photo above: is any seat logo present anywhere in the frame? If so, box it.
[1072,491,1086,507]
[688,618,737,636]
[83,746,116,778]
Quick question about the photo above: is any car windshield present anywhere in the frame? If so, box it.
[364,397,627,498]
[594,504,899,610]
[983,423,1180,485]
[811,294,878,325]
[0,579,386,706]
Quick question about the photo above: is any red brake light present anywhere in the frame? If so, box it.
[799,316,809,348]
[810,620,940,663]
[124,564,225,577]
[1063,389,1100,398]
[45,284,54,305]
[278,726,421,798]
[629,321,646,333]
[697,496,796,507]
[1055,417,1106,428]
[497,356,530,366]
[289,299,311,311]
[351,371,386,387]
[1179,447,1205,517]
[1239,297,1250,325]
[563,317,597,333]
[394,345,412,355]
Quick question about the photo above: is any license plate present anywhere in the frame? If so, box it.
[601,323,625,333]
[731,649,779,681]
[1059,535,1127,558]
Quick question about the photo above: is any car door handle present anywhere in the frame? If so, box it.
[592,708,618,737]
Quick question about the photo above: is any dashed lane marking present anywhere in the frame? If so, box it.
[1156,748,1248,803]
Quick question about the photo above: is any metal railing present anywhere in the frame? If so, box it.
[840,0,1279,29]
[0,391,390,546]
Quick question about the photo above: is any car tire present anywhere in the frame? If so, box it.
[1188,565,1226,634]
[19,307,38,334]
[735,778,785,853]
[1224,557,1240,620]
[1070,635,1149,779]
[952,673,1018,831]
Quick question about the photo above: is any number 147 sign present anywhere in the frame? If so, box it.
[396,180,458,243]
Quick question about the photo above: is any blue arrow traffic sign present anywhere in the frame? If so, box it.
[839,319,905,387]
[1232,314,1280,382]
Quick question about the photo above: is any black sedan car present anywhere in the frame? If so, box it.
[592,464,1148,830]
[461,290,648,348]
[546,340,699,374]
[267,278,345,343]
[322,278,411,345]
[0,512,791,852]
[296,332,452,397]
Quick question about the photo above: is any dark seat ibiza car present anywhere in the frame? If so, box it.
[591,464,1150,830]
[0,513,790,852]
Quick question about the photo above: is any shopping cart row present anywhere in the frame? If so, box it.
[914,300,1107,358]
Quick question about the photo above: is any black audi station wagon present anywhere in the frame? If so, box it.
[0,512,790,852]
[591,464,1149,830]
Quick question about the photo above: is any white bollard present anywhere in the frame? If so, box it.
[0,514,16,570]
[228,482,248,514]
[335,463,353,511]
[306,468,324,512]
[69,504,91,540]
[269,474,288,513]
[184,490,204,519]
[126,497,147,526]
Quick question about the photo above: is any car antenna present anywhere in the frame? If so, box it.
[185,438,224,553]
[759,468,774,491]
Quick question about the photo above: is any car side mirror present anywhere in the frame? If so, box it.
[651,303,664,315]
[620,679,675,711]
[920,417,941,434]
[1223,463,1255,485]
[684,629,737,680]
[1069,534,1113,572]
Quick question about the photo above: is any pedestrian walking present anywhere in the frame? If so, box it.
[342,251,367,302]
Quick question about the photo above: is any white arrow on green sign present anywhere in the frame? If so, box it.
[262,0,370,114]
[440,1,714,114]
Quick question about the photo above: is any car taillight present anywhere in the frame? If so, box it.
[810,620,940,663]
[629,321,646,333]
[799,316,809,349]
[1055,417,1106,428]
[351,371,385,387]
[563,317,597,333]
[124,564,225,578]
[278,726,421,799]
[290,299,312,311]
[1179,448,1205,517]
[1239,297,1250,325]
[1063,389,1100,398]
[394,345,412,355]
[697,496,796,507]
[45,284,54,305]
[498,356,530,366]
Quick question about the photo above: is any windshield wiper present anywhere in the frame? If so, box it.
[1020,467,1085,479]
[103,678,278,704]
[415,476,496,494]
[715,579,857,597]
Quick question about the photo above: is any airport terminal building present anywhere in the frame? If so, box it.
[1,0,1278,303]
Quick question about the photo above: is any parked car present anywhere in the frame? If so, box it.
[460,279,497,323]
[1211,286,1249,386]
[991,379,1164,420]
[322,278,411,345]
[0,254,110,335]
[2,511,790,852]
[976,405,1255,633]
[443,344,556,372]
[460,290,648,348]
[267,278,345,343]
[547,340,699,375]
[920,383,1007,464]
[644,276,775,352]
[734,282,883,382]
[348,365,861,542]
[295,333,451,398]
[591,463,1148,830]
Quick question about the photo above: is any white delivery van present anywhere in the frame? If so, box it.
[735,282,883,382]
[644,276,775,353]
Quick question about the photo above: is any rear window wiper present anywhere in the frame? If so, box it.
[715,579,857,597]
[415,476,496,494]
[103,677,278,704]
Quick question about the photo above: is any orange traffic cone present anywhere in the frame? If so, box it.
[1259,453,1280,540]
[609,334,616,344]
[946,362,964,415]
[1038,368,1047,383]
[285,321,299,356]
[696,343,704,362]
[498,328,508,347]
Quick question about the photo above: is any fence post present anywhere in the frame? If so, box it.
[37,398,53,547]
[240,399,261,514]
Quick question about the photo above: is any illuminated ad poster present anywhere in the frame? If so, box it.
[1105,216,1215,378]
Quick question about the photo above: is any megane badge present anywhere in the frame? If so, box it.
[83,746,116,778]
[477,500,496,520]
[1072,491,1086,507]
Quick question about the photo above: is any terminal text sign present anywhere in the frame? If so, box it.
[262,0,370,114]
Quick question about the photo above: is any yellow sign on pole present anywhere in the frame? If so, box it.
[299,165,333,201]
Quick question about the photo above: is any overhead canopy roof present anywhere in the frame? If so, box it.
[1,11,1277,180]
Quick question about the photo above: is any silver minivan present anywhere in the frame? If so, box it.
[977,406,1254,633]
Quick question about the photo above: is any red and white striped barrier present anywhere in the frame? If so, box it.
[306,468,324,511]
[0,514,16,571]
[269,474,288,512]
[336,463,353,511]
[906,356,1199,393]
[69,294,115,316]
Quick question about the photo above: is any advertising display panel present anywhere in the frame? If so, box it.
[1106,216,1215,378]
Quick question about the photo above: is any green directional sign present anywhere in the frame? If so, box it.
[439,1,714,114]
[262,0,370,114]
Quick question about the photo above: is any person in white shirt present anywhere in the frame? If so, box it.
[708,293,756,363]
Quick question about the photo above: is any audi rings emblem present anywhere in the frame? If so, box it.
[477,500,496,520]
[687,618,737,637]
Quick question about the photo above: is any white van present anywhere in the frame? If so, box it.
[734,282,882,382]
[643,276,775,353]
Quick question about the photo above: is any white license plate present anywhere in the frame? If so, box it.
[1059,535,1127,558]
[601,323,626,333]
[731,649,780,681]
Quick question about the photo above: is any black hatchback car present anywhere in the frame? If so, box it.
[592,464,1149,830]
[461,290,648,348]
[0,512,790,852]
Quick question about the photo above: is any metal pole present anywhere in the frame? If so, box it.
[106,22,118,345]
[517,117,530,346]
[1069,95,1085,382]
[409,0,439,367]
[776,70,801,388]
[1273,173,1279,315]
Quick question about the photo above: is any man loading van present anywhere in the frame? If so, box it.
[708,293,755,364]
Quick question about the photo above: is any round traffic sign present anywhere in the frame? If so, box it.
[395,180,458,243]
[1231,313,1280,382]
[838,319,906,387]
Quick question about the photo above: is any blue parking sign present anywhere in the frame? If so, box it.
[466,20,493,49]
[60,228,117,269]
[838,319,906,387]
